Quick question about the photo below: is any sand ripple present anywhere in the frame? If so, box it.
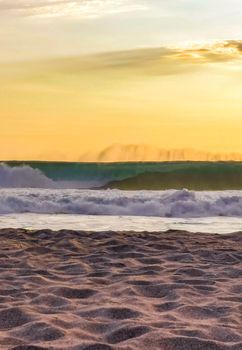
[0,229,241,349]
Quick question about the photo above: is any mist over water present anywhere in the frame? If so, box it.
[82,144,242,162]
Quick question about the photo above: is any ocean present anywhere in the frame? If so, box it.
[1,161,242,233]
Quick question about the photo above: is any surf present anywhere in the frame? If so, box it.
[1,188,242,217]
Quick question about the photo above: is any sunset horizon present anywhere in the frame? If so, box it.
[2,1,242,161]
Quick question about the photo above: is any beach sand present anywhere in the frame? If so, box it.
[0,228,241,350]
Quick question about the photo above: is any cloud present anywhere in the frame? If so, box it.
[172,40,242,62]
[0,0,147,18]
[84,40,242,71]
[2,40,242,85]
[224,40,242,54]
[51,40,242,75]
[0,0,67,11]
[13,46,197,80]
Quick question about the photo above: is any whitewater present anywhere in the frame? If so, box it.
[1,187,242,218]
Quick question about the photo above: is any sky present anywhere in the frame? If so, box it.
[1,0,242,161]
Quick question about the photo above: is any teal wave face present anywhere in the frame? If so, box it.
[104,171,242,190]
[4,161,242,190]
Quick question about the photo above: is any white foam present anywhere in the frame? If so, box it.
[0,164,55,188]
[0,188,242,218]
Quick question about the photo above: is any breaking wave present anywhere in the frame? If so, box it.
[2,161,242,190]
[1,188,242,217]
[0,164,102,189]
[0,164,55,188]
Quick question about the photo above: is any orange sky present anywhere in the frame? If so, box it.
[1,1,242,161]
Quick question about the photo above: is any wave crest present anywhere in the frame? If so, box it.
[0,164,55,188]
[0,164,103,189]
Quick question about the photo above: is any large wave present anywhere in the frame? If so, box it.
[1,188,242,217]
[3,162,242,190]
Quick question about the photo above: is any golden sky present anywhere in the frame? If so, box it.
[1,1,242,161]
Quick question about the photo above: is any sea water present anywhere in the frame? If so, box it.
[1,162,242,234]
[0,187,242,233]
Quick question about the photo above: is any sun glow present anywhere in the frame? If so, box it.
[1,1,242,160]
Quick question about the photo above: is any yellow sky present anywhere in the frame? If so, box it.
[1,1,242,160]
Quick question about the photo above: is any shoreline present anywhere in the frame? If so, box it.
[1,227,242,236]
[0,229,241,349]
[1,214,242,235]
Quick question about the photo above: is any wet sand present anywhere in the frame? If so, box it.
[0,228,241,350]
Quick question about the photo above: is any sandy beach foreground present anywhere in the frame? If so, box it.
[0,229,241,350]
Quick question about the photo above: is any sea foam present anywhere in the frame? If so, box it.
[0,164,55,188]
[1,188,242,217]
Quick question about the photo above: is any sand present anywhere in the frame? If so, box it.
[0,229,241,350]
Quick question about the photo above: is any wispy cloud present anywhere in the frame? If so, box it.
[48,40,242,76]
[0,0,147,18]
[173,40,242,62]
[3,40,242,83]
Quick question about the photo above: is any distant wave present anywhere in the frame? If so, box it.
[1,188,242,217]
[104,171,242,190]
